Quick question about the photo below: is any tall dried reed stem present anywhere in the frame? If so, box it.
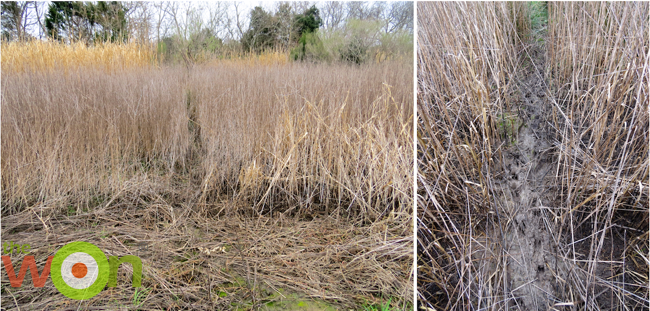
[548,2,649,308]
[417,2,527,309]
[2,60,412,222]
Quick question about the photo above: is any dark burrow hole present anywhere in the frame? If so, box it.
[537,265,544,272]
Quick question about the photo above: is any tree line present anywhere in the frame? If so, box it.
[1,1,413,65]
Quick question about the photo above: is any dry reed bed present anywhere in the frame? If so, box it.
[1,68,191,214]
[1,40,155,72]
[418,1,649,310]
[1,61,412,221]
[547,2,649,308]
[1,48,413,308]
[417,2,528,309]
[192,62,412,220]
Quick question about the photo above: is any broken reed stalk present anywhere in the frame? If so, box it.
[548,2,649,308]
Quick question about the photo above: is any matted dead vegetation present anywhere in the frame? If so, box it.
[1,41,413,309]
[418,1,648,310]
[1,200,412,309]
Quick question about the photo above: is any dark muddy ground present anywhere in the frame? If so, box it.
[493,42,559,309]
[488,35,648,311]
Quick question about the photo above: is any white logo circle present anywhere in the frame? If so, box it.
[61,252,99,289]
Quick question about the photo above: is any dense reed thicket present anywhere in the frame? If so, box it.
[417,1,525,210]
[1,58,412,221]
[1,40,156,72]
[418,1,649,310]
[191,63,412,219]
[548,2,649,308]
[417,1,528,308]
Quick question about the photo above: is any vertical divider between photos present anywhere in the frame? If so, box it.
[412,1,418,309]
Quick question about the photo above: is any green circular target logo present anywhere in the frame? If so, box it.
[51,242,109,300]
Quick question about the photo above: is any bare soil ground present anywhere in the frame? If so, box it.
[493,42,560,310]
[486,33,648,311]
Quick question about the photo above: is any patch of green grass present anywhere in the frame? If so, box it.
[132,287,151,308]
[529,2,548,35]
[91,194,105,207]
[66,205,76,216]
[361,297,407,311]
[497,113,523,145]
[99,228,109,239]
[261,295,338,311]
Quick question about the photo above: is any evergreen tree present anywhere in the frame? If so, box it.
[292,5,323,61]
[45,1,127,43]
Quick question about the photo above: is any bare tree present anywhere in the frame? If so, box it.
[163,2,194,66]
[1,1,38,41]
[32,1,47,39]
[124,1,153,44]
[274,2,295,50]
[153,2,172,44]
[322,1,346,30]
[290,1,312,15]
[206,2,229,40]
[226,2,246,40]
[367,2,385,20]
[383,2,413,33]
[346,2,369,20]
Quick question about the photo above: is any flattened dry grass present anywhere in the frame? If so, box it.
[1,202,412,309]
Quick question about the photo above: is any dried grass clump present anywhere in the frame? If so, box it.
[1,40,156,72]
[548,2,649,308]
[417,2,527,309]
